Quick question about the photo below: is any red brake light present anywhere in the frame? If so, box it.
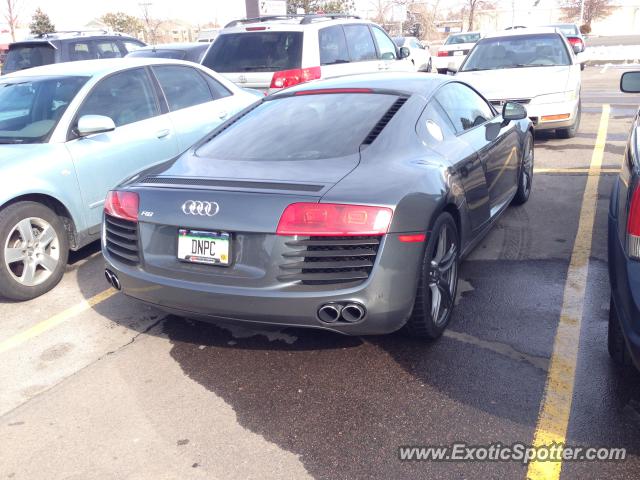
[104,191,139,222]
[628,185,640,236]
[246,26,267,31]
[568,37,582,46]
[270,66,321,89]
[437,50,449,57]
[276,203,393,237]
[399,233,427,243]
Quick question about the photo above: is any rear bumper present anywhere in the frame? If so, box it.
[433,55,465,71]
[608,212,640,369]
[103,233,424,335]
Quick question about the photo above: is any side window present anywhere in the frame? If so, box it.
[319,25,350,65]
[435,82,495,133]
[419,100,456,144]
[123,41,143,53]
[343,25,377,62]
[200,72,233,100]
[68,41,93,61]
[93,41,123,59]
[371,26,397,60]
[77,68,159,127]
[153,65,213,111]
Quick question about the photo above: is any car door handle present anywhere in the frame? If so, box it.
[218,111,228,120]
[156,129,171,139]
[378,63,389,71]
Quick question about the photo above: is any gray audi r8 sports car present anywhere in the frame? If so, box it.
[102,73,534,338]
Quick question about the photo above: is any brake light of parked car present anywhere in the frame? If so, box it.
[568,37,584,50]
[276,203,393,236]
[627,184,640,259]
[270,66,321,89]
[246,27,267,31]
[104,191,139,223]
[437,50,450,57]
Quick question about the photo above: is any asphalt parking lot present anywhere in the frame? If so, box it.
[1,65,640,480]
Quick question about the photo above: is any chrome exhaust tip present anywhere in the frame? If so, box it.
[341,303,366,323]
[104,269,121,291]
[317,304,342,323]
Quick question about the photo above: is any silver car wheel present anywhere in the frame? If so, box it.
[4,217,60,287]
[428,224,458,326]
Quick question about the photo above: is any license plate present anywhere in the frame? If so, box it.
[177,229,231,266]
[453,50,464,56]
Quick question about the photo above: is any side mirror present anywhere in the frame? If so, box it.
[621,71,640,93]
[502,101,527,122]
[76,114,116,137]
[399,46,410,59]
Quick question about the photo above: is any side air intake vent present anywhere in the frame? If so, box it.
[362,97,408,145]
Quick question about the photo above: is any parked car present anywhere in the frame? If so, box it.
[102,73,533,338]
[201,14,413,93]
[608,70,640,369]
[1,31,145,75]
[455,28,582,138]
[433,31,481,74]
[0,58,258,300]
[126,43,209,63]
[393,36,432,72]
[544,23,586,70]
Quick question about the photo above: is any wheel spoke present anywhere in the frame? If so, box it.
[16,219,35,243]
[434,227,447,262]
[438,245,458,274]
[38,226,56,249]
[429,283,441,319]
[5,247,26,264]
[21,260,36,285]
[38,253,58,272]
[438,280,454,310]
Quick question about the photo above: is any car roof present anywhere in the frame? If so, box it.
[483,27,559,39]
[10,32,139,45]
[448,31,481,36]
[0,57,203,78]
[221,14,375,33]
[273,72,449,97]
[134,42,205,51]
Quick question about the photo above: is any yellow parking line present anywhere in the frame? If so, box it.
[0,288,116,355]
[527,104,610,480]
[534,167,619,174]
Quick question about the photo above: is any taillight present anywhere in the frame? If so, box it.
[104,191,139,222]
[437,50,449,57]
[627,184,640,259]
[568,37,584,51]
[276,203,393,237]
[270,66,321,89]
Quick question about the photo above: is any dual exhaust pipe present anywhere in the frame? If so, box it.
[104,269,121,290]
[317,302,366,324]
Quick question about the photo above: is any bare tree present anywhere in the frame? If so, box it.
[139,2,162,44]
[466,0,495,31]
[4,0,19,42]
[561,0,616,27]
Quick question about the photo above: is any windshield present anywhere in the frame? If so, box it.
[197,93,398,161]
[0,75,88,144]
[445,33,481,45]
[393,37,405,47]
[202,32,303,73]
[3,44,55,74]
[460,34,571,71]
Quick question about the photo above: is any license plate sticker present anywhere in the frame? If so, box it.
[177,229,231,266]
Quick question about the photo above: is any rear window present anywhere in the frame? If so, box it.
[196,93,398,160]
[202,32,302,73]
[4,44,55,73]
[445,33,481,45]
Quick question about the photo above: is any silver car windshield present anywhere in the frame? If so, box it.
[445,33,480,45]
[0,75,89,144]
[461,34,571,71]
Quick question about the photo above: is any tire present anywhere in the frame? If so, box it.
[0,201,69,301]
[406,212,459,339]
[426,59,433,73]
[556,101,581,139]
[608,296,633,366]
[437,68,448,75]
[512,131,534,205]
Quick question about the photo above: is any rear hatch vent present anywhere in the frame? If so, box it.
[140,176,324,192]
[362,97,408,145]
[104,214,139,265]
[278,236,381,285]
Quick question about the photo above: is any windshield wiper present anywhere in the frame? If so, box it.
[322,60,349,65]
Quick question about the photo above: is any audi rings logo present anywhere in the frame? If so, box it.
[181,200,220,217]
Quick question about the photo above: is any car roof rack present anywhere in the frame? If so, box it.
[31,29,126,39]
[224,14,361,28]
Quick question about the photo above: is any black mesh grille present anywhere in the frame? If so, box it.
[278,236,381,285]
[490,99,531,107]
[104,214,139,265]
[362,97,408,145]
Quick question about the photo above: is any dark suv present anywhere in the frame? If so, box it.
[2,31,145,75]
